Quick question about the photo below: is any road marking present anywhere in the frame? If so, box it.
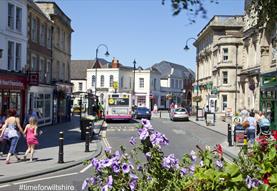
[80,163,92,173]
[172,129,186,135]
[13,172,78,185]
[0,184,10,188]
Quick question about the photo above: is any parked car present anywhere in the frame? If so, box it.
[134,107,151,120]
[169,107,189,121]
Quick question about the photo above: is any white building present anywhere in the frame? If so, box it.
[0,0,28,71]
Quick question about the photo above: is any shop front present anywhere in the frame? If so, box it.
[27,85,54,126]
[0,71,27,122]
[260,72,277,131]
[53,83,72,124]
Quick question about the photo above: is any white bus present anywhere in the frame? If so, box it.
[105,93,132,121]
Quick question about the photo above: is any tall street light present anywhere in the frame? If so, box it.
[95,44,110,96]
[132,59,136,106]
[184,37,199,121]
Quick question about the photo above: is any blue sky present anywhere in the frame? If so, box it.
[55,0,244,71]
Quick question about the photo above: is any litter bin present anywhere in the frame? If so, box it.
[234,124,245,146]
[80,116,95,140]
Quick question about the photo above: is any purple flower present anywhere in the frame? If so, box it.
[107,175,113,188]
[145,152,151,160]
[245,175,252,189]
[129,180,137,191]
[103,159,113,167]
[190,150,197,161]
[199,160,204,167]
[138,128,149,140]
[180,168,188,176]
[90,177,97,185]
[122,163,130,174]
[112,163,120,173]
[130,173,138,181]
[147,176,152,181]
[81,178,88,190]
[162,154,179,169]
[245,176,262,189]
[104,147,112,154]
[216,160,223,168]
[251,179,262,188]
[189,165,195,173]
[129,136,136,145]
[91,158,99,167]
[101,185,108,191]
[141,119,153,129]
[150,132,169,148]
[137,164,143,171]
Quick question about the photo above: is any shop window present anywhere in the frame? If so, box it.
[137,96,146,106]
[139,78,144,88]
[223,71,228,84]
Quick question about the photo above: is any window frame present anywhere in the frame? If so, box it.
[100,75,105,87]
[109,75,114,87]
[8,3,14,30]
[139,78,144,88]
[91,75,96,87]
[223,48,229,61]
[222,71,228,84]
[8,41,14,70]
[15,43,21,71]
[78,82,83,91]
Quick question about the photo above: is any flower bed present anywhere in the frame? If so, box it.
[82,119,277,191]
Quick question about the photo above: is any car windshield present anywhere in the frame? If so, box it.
[137,108,149,112]
[175,108,187,112]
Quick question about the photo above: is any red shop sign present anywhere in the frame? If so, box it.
[0,75,27,90]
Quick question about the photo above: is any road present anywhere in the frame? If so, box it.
[0,118,226,191]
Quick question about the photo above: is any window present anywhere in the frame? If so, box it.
[56,27,60,47]
[153,79,157,90]
[222,71,228,84]
[39,58,45,82]
[92,75,95,86]
[47,26,52,49]
[175,79,178,89]
[137,96,146,106]
[171,79,174,88]
[31,17,37,42]
[31,55,38,71]
[15,7,22,31]
[100,75,104,87]
[109,75,114,87]
[178,80,182,89]
[46,60,51,83]
[15,43,21,71]
[120,76,124,88]
[223,48,228,61]
[139,78,144,88]
[222,95,227,111]
[8,3,14,29]
[61,63,65,80]
[40,24,46,46]
[61,31,65,50]
[8,41,14,70]
[57,61,60,79]
[78,82,83,91]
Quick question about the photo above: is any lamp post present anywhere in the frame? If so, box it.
[184,37,199,121]
[95,44,110,96]
[132,59,136,106]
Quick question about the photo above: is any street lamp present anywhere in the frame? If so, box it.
[184,37,199,121]
[133,59,136,105]
[95,44,110,96]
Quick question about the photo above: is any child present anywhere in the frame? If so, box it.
[23,116,39,161]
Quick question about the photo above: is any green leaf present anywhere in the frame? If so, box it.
[225,164,240,177]
[268,147,276,161]
[231,174,243,182]
[269,173,277,184]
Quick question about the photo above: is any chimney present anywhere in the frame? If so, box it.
[111,57,120,68]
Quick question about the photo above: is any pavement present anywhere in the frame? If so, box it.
[0,116,102,184]
[152,111,241,160]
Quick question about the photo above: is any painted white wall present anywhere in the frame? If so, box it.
[71,79,87,92]
[0,0,28,71]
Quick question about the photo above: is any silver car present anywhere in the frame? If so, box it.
[169,108,189,121]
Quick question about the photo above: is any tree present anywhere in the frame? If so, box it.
[165,0,277,30]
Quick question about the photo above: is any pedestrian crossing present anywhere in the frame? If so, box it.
[106,126,137,132]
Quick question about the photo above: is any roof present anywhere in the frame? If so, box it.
[70,59,109,80]
[152,61,195,79]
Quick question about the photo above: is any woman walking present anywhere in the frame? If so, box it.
[23,117,39,161]
[0,109,24,164]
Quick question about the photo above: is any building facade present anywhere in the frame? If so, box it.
[26,0,54,126]
[36,1,73,124]
[0,0,28,121]
[193,15,244,114]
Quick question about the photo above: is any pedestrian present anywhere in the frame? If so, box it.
[0,109,24,164]
[153,104,158,114]
[246,112,257,145]
[258,115,271,136]
[240,107,249,122]
[23,117,39,162]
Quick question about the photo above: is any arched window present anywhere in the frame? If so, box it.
[91,75,95,86]
[100,75,104,87]
[109,75,114,87]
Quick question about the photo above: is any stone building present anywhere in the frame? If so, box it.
[36,1,73,123]
[193,15,244,114]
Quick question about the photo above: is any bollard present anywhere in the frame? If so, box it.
[85,126,90,152]
[242,132,248,154]
[160,111,161,118]
[58,131,64,163]
[227,124,232,146]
